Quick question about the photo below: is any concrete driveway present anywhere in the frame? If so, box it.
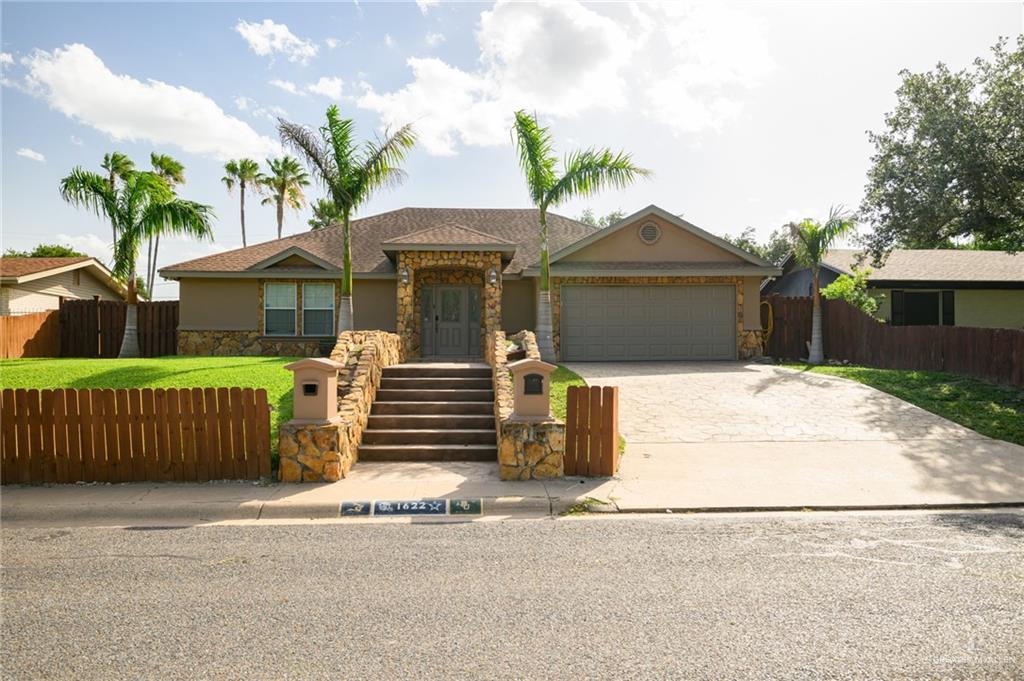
[563,362,1024,510]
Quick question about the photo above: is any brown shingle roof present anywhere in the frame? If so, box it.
[823,249,1024,282]
[0,256,92,278]
[381,223,516,248]
[162,208,598,277]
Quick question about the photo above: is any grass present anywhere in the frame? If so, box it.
[0,356,299,457]
[788,364,1024,446]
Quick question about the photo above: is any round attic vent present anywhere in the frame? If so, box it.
[638,222,661,245]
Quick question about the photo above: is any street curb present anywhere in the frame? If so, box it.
[608,501,1024,514]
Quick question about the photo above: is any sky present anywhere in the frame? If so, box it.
[1,1,1021,299]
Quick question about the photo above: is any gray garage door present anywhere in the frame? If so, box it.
[560,285,736,361]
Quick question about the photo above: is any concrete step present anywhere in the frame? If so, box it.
[376,388,493,402]
[362,429,496,445]
[358,444,496,462]
[368,414,495,430]
[371,401,494,416]
[384,363,491,379]
[380,377,493,390]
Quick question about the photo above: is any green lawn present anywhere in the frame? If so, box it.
[550,365,587,421]
[0,357,299,456]
[789,364,1024,446]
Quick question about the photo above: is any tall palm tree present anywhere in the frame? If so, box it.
[790,206,857,365]
[261,156,311,239]
[99,152,135,245]
[278,105,416,333]
[60,168,214,358]
[222,158,263,247]
[308,198,340,230]
[147,153,186,295]
[511,110,650,362]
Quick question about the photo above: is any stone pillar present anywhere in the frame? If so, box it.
[483,252,502,340]
[395,251,416,358]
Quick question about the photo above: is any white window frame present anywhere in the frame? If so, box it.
[302,282,335,336]
[263,282,297,336]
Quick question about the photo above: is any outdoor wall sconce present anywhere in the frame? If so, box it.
[400,266,410,285]
[488,267,498,285]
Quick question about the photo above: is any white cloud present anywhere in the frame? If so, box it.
[425,32,446,47]
[23,44,279,161]
[0,52,12,66]
[384,34,395,48]
[55,233,110,260]
[16,147,45,162]
[358,1,774,155]
[307,76,343,99]
[234,95,252,111]
[416,0,440,15]
[325,37,340,50]
[70,135,83,146]
[269,78,301,95]
[253,104,289,121]
[235,19,318,65]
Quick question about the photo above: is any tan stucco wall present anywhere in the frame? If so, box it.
[268,254,319,268]
[743,277,762,330]
[2,269,121,314]
[354,279,397,331]
[562,215,744,264]
[501,278,535,332]
[179,278,260,331]
[871,288,1024,329]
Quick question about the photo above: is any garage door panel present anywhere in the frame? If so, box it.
[561,285,736,361]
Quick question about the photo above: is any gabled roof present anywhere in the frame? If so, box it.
[381,223,517,253]
[821,249,1024,283]
[0,256,131,299]
[546,205,777,269]
[249,246,340,271]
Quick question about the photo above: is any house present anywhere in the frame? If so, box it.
[0,256,129,316]
[160,205,781,361]
[762,248,1024,329]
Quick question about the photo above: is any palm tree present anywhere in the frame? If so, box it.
[790,206,856,365]
[222,158,263,247]
[99,152,135,245]
[147,153,186,295]
[511,110,650,362]
[261,156,311,239]
[308,198,340,230]
[60,168,214,358]
[278,105,416,333]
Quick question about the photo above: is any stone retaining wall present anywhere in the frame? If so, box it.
[278,330,403,482]
[486,330,564,481]
[178,330,326,357]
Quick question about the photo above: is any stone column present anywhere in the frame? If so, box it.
[395,251,416,358]
[483,251,502,339]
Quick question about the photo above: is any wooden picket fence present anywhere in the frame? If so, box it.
[0,387,271,484]
[60,299,179,358]
[564,385,619,477]
[0,310,60,359]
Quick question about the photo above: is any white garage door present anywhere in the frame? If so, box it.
[560,285,736,361]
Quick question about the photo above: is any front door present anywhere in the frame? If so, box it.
[422,285,481,357]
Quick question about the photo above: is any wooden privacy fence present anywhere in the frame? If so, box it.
[564,385,619,476]
[0,310,60,359]
[0,387,271,484]
[763,295,1024,387]
[60,299,179,358]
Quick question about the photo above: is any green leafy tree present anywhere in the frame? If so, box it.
[222,158,264,247]
[261,156,311,239]
[3,244,87,258]
[577,208,626,228]
[99,152,135,245]
[861,36,1024,258]
[511,110,650,361]
[278,105,416,333]
[308,198,340,230]
[146,153,187,296]
[790,207,857,364]
[723,227,792,266]
[60,168,214,357]
[821,268,880,318]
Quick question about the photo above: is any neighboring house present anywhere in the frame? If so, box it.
[0,257,128,316]
[160,205,780,361]
[762,248,1024,329]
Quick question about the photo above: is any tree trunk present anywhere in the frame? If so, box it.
[808,268,824,364]
[148,234,161,296]
[240,181,247,247]
[277,196,284,240]
[535,212,556,363]
[145,237,154,295]
[118,274,141,359]
[337,211,354,334]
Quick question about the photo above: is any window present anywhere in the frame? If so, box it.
[303,283,335,336]
[264,283,296,336]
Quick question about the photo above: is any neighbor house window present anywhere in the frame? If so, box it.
[264,283,296,336]
[303,283,335,336]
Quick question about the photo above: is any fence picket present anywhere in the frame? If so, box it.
[254,389,271,479]
[1,390,17,483]
[562,386,620,478]
[40,390,56,483]
[564,387,580,475]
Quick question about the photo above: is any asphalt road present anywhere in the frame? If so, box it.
[3,512,1023,680]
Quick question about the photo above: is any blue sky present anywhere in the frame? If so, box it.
[2,1,1020,299]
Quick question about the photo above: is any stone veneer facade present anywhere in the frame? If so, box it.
[486,330,565,481]
[277,330,403,482]
[549,275,764,360]
[395,250,503,358]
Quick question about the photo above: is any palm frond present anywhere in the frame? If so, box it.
[545,148,651,208]
[277,117,339,191]
[59,168,117,220]
[511,110,558,205]
[355,122,417,204]
[323,105,357,178]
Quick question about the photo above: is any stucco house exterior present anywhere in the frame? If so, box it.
[160,205,781,361]
[0,256,128,316]
[762,248,1024,329]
